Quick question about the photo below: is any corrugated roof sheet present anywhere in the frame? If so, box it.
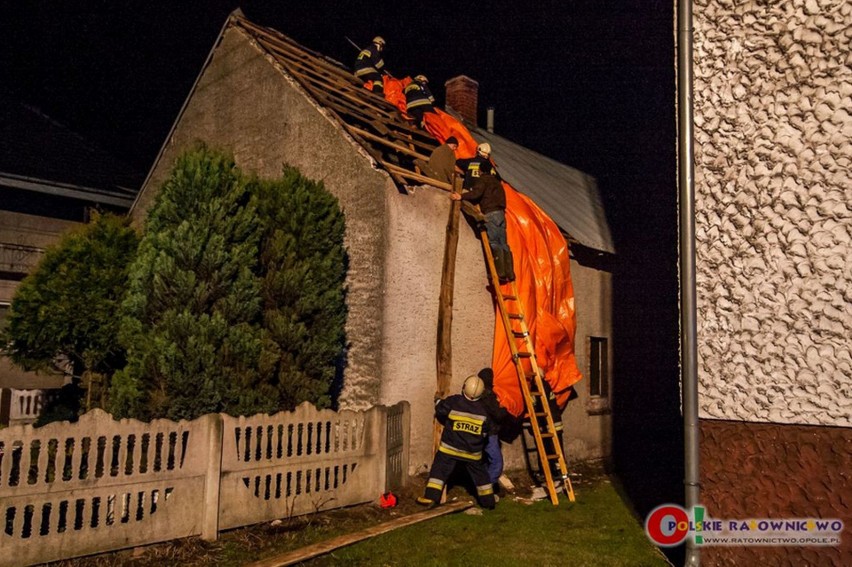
[471,126,615,254]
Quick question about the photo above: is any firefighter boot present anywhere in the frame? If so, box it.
[499,249,516,283]
[491,247,505,283]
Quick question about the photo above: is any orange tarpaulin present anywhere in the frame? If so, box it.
[375,78,479,158]
[382,76,410,115]
[423,109,479,158]
[374,84,583,416]
[492,184,583,416]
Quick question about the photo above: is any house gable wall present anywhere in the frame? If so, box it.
[131,26,394,408]
[130,23,615,471]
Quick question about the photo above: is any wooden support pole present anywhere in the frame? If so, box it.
[433,175,463,455]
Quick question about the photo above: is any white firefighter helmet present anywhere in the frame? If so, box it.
[373,36,386,47]
[477,142,492,157]
[462,375,486,401]
[414,74,428,83]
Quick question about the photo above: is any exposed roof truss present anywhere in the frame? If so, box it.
[236,16,450,193]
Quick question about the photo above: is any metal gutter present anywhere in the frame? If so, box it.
[0,173,134,208]
[678,0,700,565]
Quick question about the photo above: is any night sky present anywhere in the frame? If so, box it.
[2,0,682,546]
[1,1,672,194]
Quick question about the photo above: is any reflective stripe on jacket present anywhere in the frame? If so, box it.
[354,45,385,77]
[435,394,491,461]
[404,80,435,111]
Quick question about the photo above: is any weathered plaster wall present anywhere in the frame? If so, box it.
[380,218,613,470]
[379,187,493,471]
[701,419,852,566]
[131,27,392,408]
[693,0,852,426]
[563,260,613,462]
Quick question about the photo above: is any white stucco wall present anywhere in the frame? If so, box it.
[693,0,851,426]
[379,187,494,472]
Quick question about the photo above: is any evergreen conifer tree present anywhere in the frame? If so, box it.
[2,213,138,423]
[112,148,347,421]
[254,167,347,410]
[111,147,274,420]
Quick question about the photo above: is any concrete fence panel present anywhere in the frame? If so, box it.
[0,402,410,566]
[0,409,216,567]
[219,402,385,530]
[8,389,50,426]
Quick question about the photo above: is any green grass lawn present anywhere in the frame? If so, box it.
[301,481,670,567]
[55,472,670,567]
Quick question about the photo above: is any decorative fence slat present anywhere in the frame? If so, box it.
[0,402,409,567]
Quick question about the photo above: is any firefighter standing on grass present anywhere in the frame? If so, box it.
[354,36,387,94]
[417,375,496,510]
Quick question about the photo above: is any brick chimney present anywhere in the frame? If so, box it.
[444,75,478,125]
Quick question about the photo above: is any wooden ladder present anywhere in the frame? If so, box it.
[477,228,576,505]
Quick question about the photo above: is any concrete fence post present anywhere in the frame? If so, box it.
[201,413,224,541]
[372,406,389,495]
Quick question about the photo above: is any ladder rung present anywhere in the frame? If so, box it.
[502,294,517,301]
[515,352,532,358]
[540,432,555,438]
[512,330,529,338]
[508,313,524,320]
[546,454,560,460]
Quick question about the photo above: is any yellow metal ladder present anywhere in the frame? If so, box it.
[477,227,576,505]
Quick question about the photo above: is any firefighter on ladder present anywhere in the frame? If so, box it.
[450,157,515,283]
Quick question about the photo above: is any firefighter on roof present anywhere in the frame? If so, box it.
[354,36,387,94]
[404,74,436,127]
[417,375,497,510]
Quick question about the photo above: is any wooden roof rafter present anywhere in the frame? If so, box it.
[232,15,447,193]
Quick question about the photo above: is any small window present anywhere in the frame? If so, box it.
[590,337,609,397]
[586,336,611,415]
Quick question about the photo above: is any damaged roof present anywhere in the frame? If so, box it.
[471,126,614,254]
[166,11,615,254]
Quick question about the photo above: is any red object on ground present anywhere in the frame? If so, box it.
[380,492,398,508]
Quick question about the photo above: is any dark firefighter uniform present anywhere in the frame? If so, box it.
[455,155,498,189]
[420,394,496,509]
[404,78,435,124]
[354,44,385,94]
